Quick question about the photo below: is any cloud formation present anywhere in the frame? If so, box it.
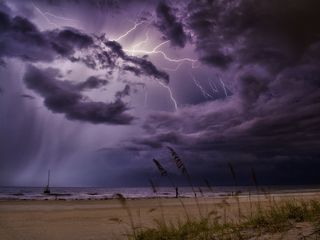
[0,5,170,125]
[103,40,169,83]
[0,7,170,84]
[125,0,320,183]
[0,11,93,62]
[76,76,109,90]
[24,65,134,124]
[186,0,320,70]
[155,1,187,48]
[1,0,320,186]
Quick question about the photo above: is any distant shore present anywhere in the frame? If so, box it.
[1,191,320,240]
[1,189,320,201]
[1,185,320,201]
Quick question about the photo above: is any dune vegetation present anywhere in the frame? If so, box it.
[112,148,320,240]
[114,194,320,240]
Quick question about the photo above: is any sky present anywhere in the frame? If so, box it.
[0,0,320,187]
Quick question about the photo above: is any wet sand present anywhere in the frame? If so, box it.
[1,192,320,240]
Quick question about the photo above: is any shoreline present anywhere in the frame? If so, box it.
[1,191,320,206]
[1,188,320,201]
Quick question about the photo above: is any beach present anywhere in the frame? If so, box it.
[1,191,320,240]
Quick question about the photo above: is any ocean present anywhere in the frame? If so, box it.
[1,185,320,200]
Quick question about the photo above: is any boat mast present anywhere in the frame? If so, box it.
[47,169,50,187]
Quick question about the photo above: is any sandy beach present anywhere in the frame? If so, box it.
[1,192,320,240]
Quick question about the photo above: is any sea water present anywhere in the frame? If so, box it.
[0,185,319,200]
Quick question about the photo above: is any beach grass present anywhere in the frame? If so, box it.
[121,197,320,240]
[128,147,320,239]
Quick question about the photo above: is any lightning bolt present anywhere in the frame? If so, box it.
[158,81,178,111]
[191,74,231,100]
[130,31,150,56]
[208,78,219,94]
[107,20,200,111]
[190,74,215,99]
[32,2,77,28]
[111,21,147,42]
[114,20,199,68]
[123,41,198,68]
[95,35,179,110]
[163,63,183,72]
[108,21,188,111]
[218,75,229,97]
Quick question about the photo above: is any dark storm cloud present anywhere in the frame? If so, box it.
[0,12,55,62]
[0,6,169,84]
[103,40,169,83]
[126,1,320,183]
[37,0,120,9]
[115,84,130,99]
[0,4,170,125]
[49,28,93,56]
[127,56,169,84]
[122,65,142,76]
[2,0,320,186]
[38,0,155,11]
[127,0,320,152]
[131,61,320,168]
[66,38,169,83]
[24,65,134,124]
[155,1,187,48]
[76,76,109,90]
[103,40,125,58]
[0,10,95,63]
[200,51,233,69]
[185,0,320,70]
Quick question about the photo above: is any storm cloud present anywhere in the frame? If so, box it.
[0,8,170,85]
[24,65,134,124]
[0,10,93,62]
[1,0,320,187]
[156,1,187,48]
[76,76,109,90]
[0,5,170,125]
[186,0,320,70]
[103,40,170,83]
[125,0,320,184]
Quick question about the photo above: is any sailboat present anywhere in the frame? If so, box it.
[43,170,51,194]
